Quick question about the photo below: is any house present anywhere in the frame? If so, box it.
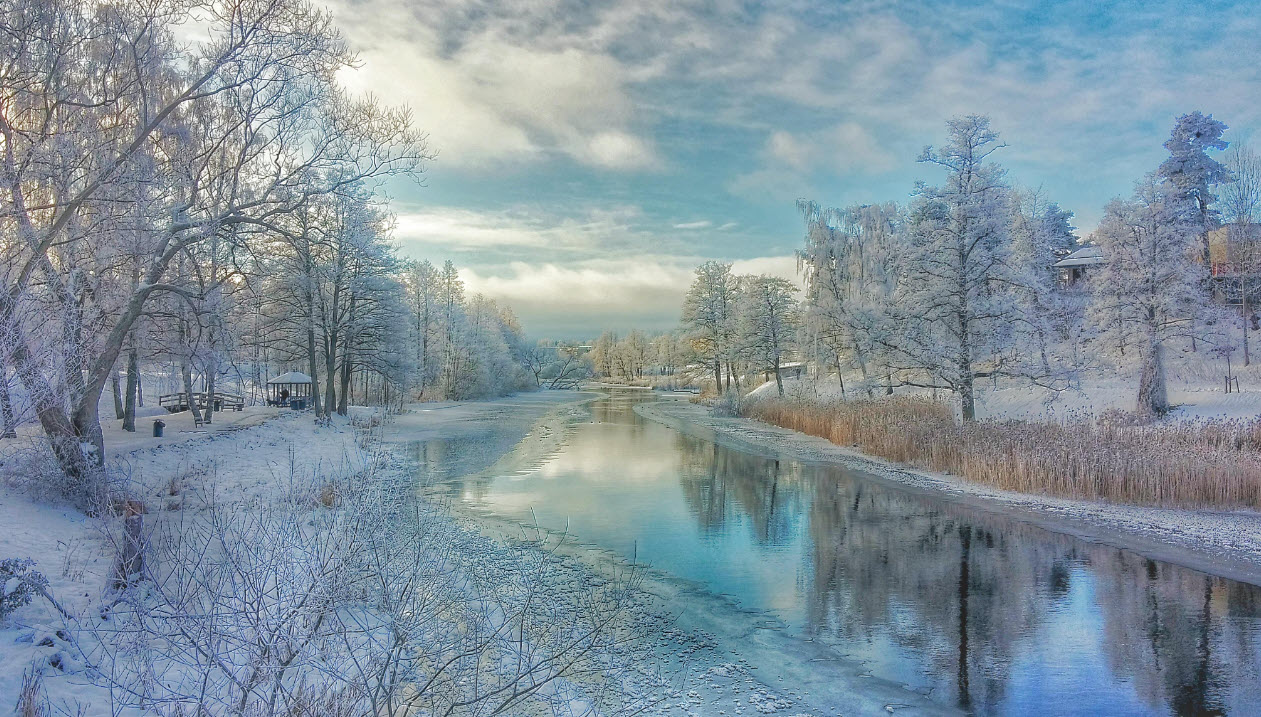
[1052,245,1105,288]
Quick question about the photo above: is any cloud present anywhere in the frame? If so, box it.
[392,204,650,254]
[730,255,803,287]
[673,220,712,229]
[459,253,805,336]
[332,0,662,171]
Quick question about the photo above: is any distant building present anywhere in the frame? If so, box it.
[1207,223,1261,278]
[1052,245,1105,288]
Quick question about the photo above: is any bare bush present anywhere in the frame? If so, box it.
[746,396,1261,508]
[70,452,652,715]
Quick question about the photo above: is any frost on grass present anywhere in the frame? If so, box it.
[26,445,670,715]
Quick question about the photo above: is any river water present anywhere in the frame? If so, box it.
[422,389,1261,715]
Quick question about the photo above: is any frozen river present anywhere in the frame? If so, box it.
[420,389,1261,715]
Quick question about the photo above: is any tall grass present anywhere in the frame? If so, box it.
[745,396,1261,509]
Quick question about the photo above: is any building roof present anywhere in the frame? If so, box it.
[267,371,313,385]
[1053,245,1105,268]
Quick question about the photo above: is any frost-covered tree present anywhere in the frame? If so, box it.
[797,201,902,397]
[403,260,442,392]
[892,115,1014,420]
[1158,112,1231,268]
[0,0,426,493]
[738,276,800,396]
[1222,144,1261,365]
[681,261,739,393]
[1008,188,1080,376]
[1090,176,1208,415]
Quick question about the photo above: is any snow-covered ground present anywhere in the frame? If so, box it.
[636,399,1261,588]
[748,351,1261,423]
[4,392,930,716]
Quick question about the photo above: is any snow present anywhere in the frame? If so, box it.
[265,371,312,384]
[746,347,1261,423]
[5,391,890,716]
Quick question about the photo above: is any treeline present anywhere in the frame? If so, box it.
[788,112,1257,419]
[0,0,535,495]
[653,112,1261,420]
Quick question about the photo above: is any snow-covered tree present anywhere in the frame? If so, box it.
[892,115,1014,420]
[738,276,800,396]
[1158,112,1231,268]
[1090,176,1209,415]
[681,261,739,393]
[797,201,903,397]
[0,0,427,494]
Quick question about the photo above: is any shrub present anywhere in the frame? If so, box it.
[1,558,47,621]
[710,390,743,417]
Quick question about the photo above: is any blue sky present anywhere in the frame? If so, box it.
[332,0,1261,338]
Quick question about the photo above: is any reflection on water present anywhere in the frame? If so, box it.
[420,391,1261,715]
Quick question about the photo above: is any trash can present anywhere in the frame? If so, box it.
[153,419,165,437]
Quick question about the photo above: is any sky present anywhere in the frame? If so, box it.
[330,0,1261,339]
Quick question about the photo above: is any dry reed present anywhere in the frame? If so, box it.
[744,396,1261,509]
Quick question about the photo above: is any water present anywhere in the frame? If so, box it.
[422,390,1261,715]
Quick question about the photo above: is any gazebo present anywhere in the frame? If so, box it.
[266,372,313,408]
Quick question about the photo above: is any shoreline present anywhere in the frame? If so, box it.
[635,398,1261,588]
[409,390,959,716]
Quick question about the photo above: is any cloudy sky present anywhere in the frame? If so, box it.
[332,0,1261,339]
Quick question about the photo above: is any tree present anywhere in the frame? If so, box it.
[1222,144,1261,365]
[0,0,427,496]
[1090,176,1208,415]
[1158,112,1231,270]
[681,262,738,394]
[797,201,902,398]
[892,115,1014,421]
[738,276,800,395]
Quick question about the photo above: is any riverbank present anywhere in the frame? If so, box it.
[1,392,658,715]
[635,398,1261,588]
[4,391,953,716]
[401,391,959,716]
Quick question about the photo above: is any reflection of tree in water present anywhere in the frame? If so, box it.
[675,434,808,544]
[1093,553,1261,715]
[803,472,1261,714]
[806,477,1056,711]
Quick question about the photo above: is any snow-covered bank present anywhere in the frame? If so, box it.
[635,399,1261,588]
[1,392,667,715]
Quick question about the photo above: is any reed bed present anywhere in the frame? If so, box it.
[744,396,1261,509]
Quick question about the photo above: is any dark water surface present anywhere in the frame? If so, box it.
[419,390,1261,715]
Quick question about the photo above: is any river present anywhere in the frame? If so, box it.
[420,389,1261,715]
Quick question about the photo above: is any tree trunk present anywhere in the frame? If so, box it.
[774,365,784,396]
[713,360,722,395]
[136,371,143,407]
[111,372,124,419]
[324,329,337,418]
[1137,338,1169,416]
[0,362,16,439]
[181,359,203,425]
[1243,283,1251,367]
[123,347,138,432]
[959,379,976,422]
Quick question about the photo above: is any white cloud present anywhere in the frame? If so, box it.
[731,255,804,287]
[332,1,661,171]
[392,204,647,253]
[673,220,712,229]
